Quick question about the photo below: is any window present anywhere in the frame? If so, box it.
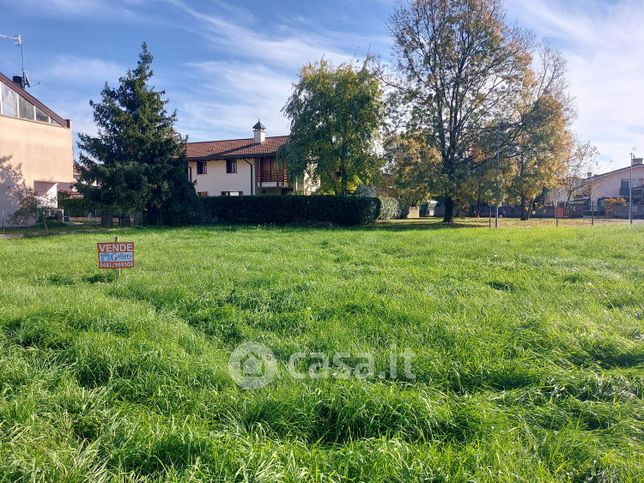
[221,191,243,196]
[620,180,630,196]
[226,159,237,174]
[197,161,207,175]
[197,191,209,198]
[1,82,57,125]
[18,95,35,120]
[35,107,49,123]
[1,83,17,117]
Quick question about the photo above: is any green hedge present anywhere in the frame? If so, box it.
[201,195,381,226]
[58,197,96,217]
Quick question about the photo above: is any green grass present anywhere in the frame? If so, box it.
[0,222,642,481]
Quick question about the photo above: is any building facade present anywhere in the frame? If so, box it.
[0,73,74,224]
[186,122,316,197]
[548,160,644,217]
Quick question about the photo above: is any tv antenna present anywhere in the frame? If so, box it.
[0,33,30,88]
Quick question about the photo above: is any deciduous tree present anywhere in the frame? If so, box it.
[381,132,441,208]
[390,0,573,222]
[280,58,384,195]
[509,97,573,220]
[558,141,599,209]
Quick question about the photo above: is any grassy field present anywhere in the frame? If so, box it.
[0,222,642,481]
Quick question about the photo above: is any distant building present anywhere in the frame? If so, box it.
[186,121,316,197]
[0,72,74,224]
[548,160,644,217]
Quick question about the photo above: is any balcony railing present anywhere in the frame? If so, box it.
[259,169,288,186]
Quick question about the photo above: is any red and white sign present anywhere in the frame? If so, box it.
[97,241,135,269]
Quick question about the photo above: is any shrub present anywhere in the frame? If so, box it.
[378,197,401,220]
[398,199,414,219]
[201,195,380,226]
[58,197,96,217]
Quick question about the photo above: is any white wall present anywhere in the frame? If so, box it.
[190,159,254,196]
[0,114,73,225]
[590,165,644,206]
[547,165,644,206]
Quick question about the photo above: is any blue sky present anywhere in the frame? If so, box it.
[1,0,642,172]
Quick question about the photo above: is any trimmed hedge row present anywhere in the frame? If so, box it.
[59,195,382,226]
[201,195,381,226]
[58,197,96,217]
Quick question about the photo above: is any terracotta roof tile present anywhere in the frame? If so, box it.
[187,135,289,160]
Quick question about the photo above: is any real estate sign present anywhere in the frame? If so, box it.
[97,241,135,269]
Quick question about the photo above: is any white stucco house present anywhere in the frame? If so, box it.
[548,159,644,217]
[186,121,316,197]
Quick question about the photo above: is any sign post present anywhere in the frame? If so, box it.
[97,236,134,276]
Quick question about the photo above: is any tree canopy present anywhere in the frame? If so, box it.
[389,0,573,222]
[76,43,198,225]
[280,58,384,195]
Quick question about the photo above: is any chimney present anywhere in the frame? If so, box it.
[12,75,25,89]
[253,120,266,144]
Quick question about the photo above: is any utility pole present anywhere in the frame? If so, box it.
[495,123,501,228]
[587,171,594,226]
[629,152,634,225]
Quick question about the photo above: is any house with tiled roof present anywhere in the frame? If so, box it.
[0,72,74,224]
[186,121,313,197]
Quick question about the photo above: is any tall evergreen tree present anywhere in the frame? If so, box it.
[76,43,198,225]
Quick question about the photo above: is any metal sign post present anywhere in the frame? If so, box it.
[629,153,634,225]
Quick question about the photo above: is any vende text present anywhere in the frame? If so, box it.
[97,242,135,269]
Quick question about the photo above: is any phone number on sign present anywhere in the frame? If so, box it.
[99,261,134,268]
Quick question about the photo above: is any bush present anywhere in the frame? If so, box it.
[58,197,95,217]
[201,195,381,226]
[397,199,414,219]
[378,197,401,220]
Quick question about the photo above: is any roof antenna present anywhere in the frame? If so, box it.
[0,33,30,88]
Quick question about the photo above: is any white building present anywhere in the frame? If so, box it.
[548,159,644,217]
[186,122,316,197]
[0,72,74,225]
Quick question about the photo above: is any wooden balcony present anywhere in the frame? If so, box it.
[257,158,289,187]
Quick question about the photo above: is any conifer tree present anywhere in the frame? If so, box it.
[76,43,198,225]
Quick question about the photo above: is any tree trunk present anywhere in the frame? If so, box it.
[527,199,534,220]
[339,155,348,196]
[520,195,529,221]
[443,197,455,223]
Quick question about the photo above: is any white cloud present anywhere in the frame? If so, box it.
[3,0,129,17]
[176,61,294,140]
[166,0,357,67]
[165,0,383,141]
[42,55,125,85]
[506,0,644,172]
